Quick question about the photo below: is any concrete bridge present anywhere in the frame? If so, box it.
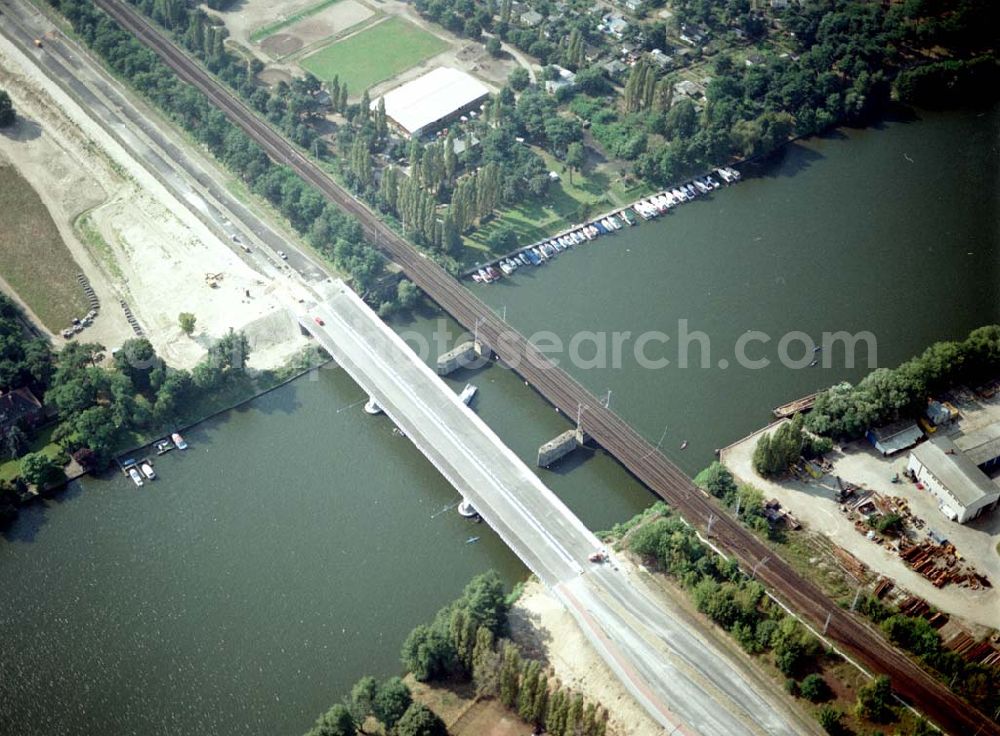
[299,283,806,736]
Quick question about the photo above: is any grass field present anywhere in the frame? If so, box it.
[300,16,448,94]
[461,148,652,267]
[250,0,348,43]
[0,165,89,332]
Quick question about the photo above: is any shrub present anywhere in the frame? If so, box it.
[799,673,830,702]
[816,705,842,734]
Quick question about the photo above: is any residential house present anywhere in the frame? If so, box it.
[545,66,577,93]
[678,23,708,47]
[602,59,628,79]
[0,387,43,435]
[520,9,544,27]
[603,14,629,39]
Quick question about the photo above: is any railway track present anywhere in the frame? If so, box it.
[88,1,998,732]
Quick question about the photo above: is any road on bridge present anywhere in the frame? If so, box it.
[88,2,1000,733]
[300,284,811,735]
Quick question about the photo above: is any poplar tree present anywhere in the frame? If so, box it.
[546,687,568,734]
[564,692,584,736]
[517,661,541,722]
[444,131,458,186]
[498,643,521,708]
[471,626,500,696]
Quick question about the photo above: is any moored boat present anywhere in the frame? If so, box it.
[171,432,188,450]
[128,467,144,487]
[459,383,478,406]
[140,461,156,480]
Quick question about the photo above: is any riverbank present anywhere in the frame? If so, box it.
[0,345,330,510]
[510,572,822,736]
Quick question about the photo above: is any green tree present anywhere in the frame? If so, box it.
[373,676,411,730]
[348,675,377,723]
[694,461,738,502]
[0,90,15,127]
[509,67,530,91]
[498,642,521,708]
[178,312,197,335]
[2,425,30,461]
[394,703,447,736]
[19,452,64,489]
[471,626,501,696]
[401,624,453,681]
[565,141,585,184]
[205,329,251,377]
[486,36,502,57]
[306,703,355,736]
[816,705,842,734]
[114,338,161,392]
[517,660,541,723]
[856,675,894,723]
[799,674,830,702]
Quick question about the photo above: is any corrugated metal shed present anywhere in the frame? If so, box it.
[954,422,1000,468]
[867,421,923,456]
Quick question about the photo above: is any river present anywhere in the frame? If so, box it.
[1,107,997,736]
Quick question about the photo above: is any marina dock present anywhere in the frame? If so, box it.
[463,167,742,284]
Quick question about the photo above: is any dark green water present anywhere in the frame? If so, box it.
[1,107,997,736]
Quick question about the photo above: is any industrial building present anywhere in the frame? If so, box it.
[867,420,923,456]
[373,67,490,139]
[908,435,1000,523]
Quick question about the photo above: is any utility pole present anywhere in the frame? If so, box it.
[604,389,612,408]
[823,612,832,636]
[751,556,769,580]
[850,586,862,612]
[707,513,715,537]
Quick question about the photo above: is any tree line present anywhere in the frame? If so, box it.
[806,324,1000,439]
[305,570,609,736]
[617,498,944,734]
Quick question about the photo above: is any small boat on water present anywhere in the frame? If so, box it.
[171,432,188,450]
[155,439,173,455]
[364,396,382,415]
[680,440,689,450]
[459,383,478,406]
[458,499,478,518]
[465,536,480,544]
[128,467,144,487]
[140,460,156,480]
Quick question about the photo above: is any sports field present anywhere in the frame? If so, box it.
[300,16,448,95]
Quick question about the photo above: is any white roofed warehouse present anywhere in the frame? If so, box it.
[908,436,1000,523]
[372,67,490,139]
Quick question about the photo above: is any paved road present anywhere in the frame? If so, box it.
[300,285,808,736]
[56,1,1000,733]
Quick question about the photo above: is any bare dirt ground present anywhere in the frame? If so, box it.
[0,34,307,370]
[258,0,374,59]
[511,573,821,736]
[205,0,322,47]
[722,421,1000,628]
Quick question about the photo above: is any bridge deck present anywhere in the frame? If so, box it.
[299,284,804,736]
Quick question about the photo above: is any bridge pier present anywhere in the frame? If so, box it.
[457,499,478,518]
[537,428,590,467]
[436,340,489,375]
